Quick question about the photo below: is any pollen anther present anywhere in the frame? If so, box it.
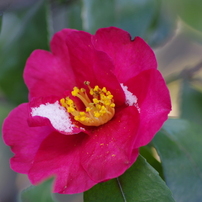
[60,82,115,126]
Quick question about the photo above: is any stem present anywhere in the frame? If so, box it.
[166,60,202,84]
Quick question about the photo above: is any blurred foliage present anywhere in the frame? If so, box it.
[1,0,202,201]
[21,178,58,202]
[1,0,202,105]
[143,1,176,47]
[0,0,49,104]
[153,119,202,202]
[0,16,2,32]
[180,79,202,125]
[66,0,82,30]
[174,0,202,33]
[0,96,16,202]
[81,0,176,47]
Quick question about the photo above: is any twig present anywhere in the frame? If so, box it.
[166,60,202,84]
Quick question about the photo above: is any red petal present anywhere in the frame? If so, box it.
[2,104,53,173]
[125,69,171,147]
[81,106,140,182]
[24,29,76,100]
[28,132,96,194]
[50,28,76,58]
[65,30,125,106]
[92,27,157,83]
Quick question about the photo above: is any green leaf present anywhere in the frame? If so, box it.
[84,156,175,202]
[0,0,49,104]
[153,119,202,202]
[180,80,202,124]
[21,178,58,202]
[140,145,164,179]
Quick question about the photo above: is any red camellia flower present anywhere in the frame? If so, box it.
[3,27,171,194]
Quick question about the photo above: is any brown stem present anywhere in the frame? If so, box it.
[166,60,202,84]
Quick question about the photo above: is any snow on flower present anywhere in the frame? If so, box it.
[31,101,74,133]
[120,83,140,111]
[3,27,171,194]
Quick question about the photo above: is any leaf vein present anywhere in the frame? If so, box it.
[116,177,127,202]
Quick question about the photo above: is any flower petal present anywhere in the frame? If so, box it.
[50,28,76,58]
[92,27,157,83]
[125,69,171,147]
[24,29,76,100]
[2,104,53,173]
[81,106,140,182]
[28,132,96,194]
[65,30,125,106]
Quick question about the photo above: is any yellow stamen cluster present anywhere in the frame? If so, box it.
[60,82,115,126]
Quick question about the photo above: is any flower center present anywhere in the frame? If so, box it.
[60,81,115,126]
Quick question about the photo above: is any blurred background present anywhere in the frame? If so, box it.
[1,0,202,201]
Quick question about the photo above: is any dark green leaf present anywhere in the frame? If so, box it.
[84,156,175,202]
[140,145,164,179]
[180,80,202,124]
[0,0,49,104]
[153,119,202,202]
[21,178,58,202]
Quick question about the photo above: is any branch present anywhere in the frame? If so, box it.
[166,60,202,84]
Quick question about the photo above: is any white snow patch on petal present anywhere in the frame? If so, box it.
[121,83,140,112]
[31,101,74,133]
